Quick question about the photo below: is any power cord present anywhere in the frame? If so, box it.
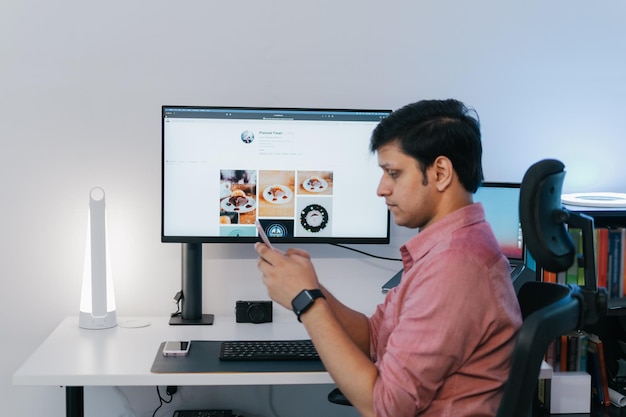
[171,291,183,318]
[152,385,176,417]
[267,385,281,417]
[330,243,402,262]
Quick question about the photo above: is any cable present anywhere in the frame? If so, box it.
[171,291,183,318]
[330,243,402,262]
[152,385,174,417]
[267,385,282,417]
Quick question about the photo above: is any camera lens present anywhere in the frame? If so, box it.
[248,303,267,323]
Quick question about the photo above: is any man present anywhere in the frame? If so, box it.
[255,99,522,417]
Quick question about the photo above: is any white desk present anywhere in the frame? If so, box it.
[14,315,554,417]
[14,315,332,416]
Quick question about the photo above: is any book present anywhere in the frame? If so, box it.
[538,378,551,410]
[608,228,625,299]
[543,269,557,283]
[560,334,569,372]
[587,333,610,407]
[588,343,605,405]
[545,338,557,370]
[567,333,579,371]
[566,228,583,285]
[620,227,626,297]
[596,227,609,290]
[562,331,588,372]
[578,332,588,372]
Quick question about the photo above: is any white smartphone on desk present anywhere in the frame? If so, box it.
[162,341,191,356]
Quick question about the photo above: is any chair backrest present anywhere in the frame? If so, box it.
[496,281,582,417]
[497,158,604,417]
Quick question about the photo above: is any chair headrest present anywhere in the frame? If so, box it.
[519,159,576,272]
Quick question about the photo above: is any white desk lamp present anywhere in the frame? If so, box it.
[79,187,117,329]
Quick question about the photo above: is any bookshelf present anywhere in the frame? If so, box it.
[563,205,626,315]
[560,204,626,416]
[538,205,626,417]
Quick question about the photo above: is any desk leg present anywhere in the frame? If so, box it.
[66,386,84,417]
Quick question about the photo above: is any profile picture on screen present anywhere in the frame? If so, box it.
[241,130,255,144]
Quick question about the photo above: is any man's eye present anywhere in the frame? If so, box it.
[387,170,398,178]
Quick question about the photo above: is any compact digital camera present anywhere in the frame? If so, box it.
[235,300,273,323]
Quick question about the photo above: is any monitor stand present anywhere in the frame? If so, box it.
[169,243,215,325]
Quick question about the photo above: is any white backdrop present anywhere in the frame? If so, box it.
[1,1,625,416]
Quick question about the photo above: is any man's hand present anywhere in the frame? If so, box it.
[255,243,320,310]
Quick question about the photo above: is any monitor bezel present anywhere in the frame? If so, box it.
[161,105,392,245]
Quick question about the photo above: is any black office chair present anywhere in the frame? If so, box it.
[496,282,581,417]
[329,159,607,417]
[496,159,607,417]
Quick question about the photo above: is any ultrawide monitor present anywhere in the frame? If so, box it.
[162,106,391,244]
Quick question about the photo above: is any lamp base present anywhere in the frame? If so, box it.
[79,310,117,329]
[169,313,215,325]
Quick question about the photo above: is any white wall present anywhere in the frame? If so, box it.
[1,1,625,416]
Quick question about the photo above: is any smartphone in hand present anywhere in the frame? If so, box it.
[255,220,273,249]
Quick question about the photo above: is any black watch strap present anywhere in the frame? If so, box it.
[291,289,325,322]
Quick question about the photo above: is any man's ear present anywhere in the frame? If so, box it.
[433,156,454,191]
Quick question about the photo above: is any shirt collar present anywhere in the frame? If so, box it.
[399,202,486,270]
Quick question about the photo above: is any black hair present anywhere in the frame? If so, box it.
[370,99,483,192]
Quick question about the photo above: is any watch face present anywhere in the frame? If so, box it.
[291,289,324,321]
[292,290,313,314]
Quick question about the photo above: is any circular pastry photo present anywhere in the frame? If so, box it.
[263,184,293,204]
[299,204,329,233]
[221,189,256,213]
[302,176,328,193]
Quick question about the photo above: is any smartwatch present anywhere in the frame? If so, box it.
[291,289,325,322]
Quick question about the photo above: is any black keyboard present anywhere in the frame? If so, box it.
[219,339,320,361]
[173,411,232,417]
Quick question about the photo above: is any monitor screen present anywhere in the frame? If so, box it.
[162,106,391,244]
[474,182,524,261]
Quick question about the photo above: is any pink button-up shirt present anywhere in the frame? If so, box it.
[369,203,522,417]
